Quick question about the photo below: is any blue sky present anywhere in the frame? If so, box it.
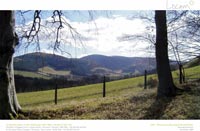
[15,10,143,23]
[15,10,155,58]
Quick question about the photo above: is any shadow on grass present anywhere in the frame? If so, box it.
[18,108,76,119]
[20,86,135,107]
[141,97,173,119]
[20,92,102,107]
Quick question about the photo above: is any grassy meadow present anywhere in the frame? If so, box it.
[15,67,70,80]
[15,70,50,79]
[16,65,200,119]
[38,66,70,76]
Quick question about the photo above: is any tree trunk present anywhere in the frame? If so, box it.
[155,10,176,97]
[0,11,21,119]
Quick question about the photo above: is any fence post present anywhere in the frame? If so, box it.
[179,64,183,84]
[103,76,106,97]
[55,76,58,105]
[182,66,186,83]
[144,70,147,89]
[183,74,185,83]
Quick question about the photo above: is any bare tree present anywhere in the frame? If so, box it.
[0,11,22,119]
[0,10,84,119]
[155,10,177,97]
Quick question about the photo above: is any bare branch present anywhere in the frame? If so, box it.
[26,10,41,42]
[167,11,188,25]
[51,10,63,51]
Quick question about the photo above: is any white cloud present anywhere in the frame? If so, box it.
[16,14,152,58]
[70,16,150,57]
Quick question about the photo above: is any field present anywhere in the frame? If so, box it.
[38,66,70,76]
[14,67,70,80]
[14,70,50,79]
[17,65,200,119]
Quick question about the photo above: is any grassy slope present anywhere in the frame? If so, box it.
[17,66,200,119]
[14,70,50,79]
[38,66,70,76]
[14,67,70,79]
[184,57,200,68]
[18,76,144,109]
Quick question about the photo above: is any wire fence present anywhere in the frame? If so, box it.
[173,69,200,85]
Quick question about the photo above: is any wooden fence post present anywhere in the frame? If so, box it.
[144,70,147,89]
[55,76,58,105]
[103,76,106,97]
[179,64,183,84]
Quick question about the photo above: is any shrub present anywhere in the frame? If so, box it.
[147,77,158,88]
[137,82,144,88]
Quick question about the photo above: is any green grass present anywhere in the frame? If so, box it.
[172,65,200,82]
[184,57,200,68]
[15,67,70,79]
[38,66,70,76]
[17,76,144,110]
[16,65,200,119]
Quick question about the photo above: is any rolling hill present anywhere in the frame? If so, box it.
[81,55,156,74]
[14,52,94,77]
[14,52,157,77]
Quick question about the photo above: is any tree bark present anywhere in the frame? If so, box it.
[155,10,176,97]
[0,11,21,119]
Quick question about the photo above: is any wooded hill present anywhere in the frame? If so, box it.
[13,52,180,93]
[14,52,157,77]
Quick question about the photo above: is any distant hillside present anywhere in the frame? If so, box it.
[81,54,156,74]
[14,52,157,77]
[14,52,92,76]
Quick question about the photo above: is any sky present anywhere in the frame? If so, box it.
[14,10,155,58]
